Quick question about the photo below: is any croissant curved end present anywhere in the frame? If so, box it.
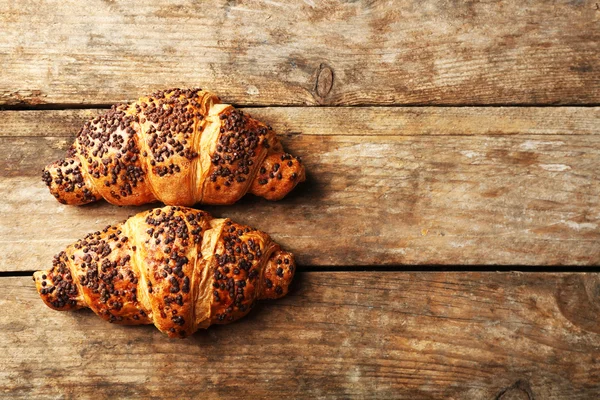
[250,152,306,201]
[42,157,100,206]
[33,262,83,312]
[259,248,296,300]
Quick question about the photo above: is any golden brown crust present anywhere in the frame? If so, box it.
[208,220,274,324]
[33,251,84,311]
[259,249,296,300]
[200,108,274,205]
[42,89,305,206]
[136,91,218,206]
[35,222,153,324]
[74,103,155,206]
[41,156,101,205]
[250,152,305,201]
[72,224,152,325]
[33,206,296,338]
[129,207,212,337]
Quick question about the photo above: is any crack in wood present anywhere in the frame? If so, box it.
[495,380,535,400]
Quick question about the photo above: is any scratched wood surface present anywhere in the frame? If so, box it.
[1,107,598,270]
[1,0,599,106]
[1,0,600,399]
[1,273,600,399]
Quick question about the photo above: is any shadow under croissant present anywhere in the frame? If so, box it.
[190,271,305,343]
[199,172,321,229]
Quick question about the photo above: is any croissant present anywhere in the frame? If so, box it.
[33,206,295,338]
[42,88,305,206]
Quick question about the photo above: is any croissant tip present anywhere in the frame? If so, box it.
[250,152,305,201]
[259,249,296,300]
[43,158,100,206]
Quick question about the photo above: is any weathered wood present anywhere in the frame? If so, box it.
[1,273,599,399]
[0,109,102,137]
[1,107,598,269]
[0,0,598,106]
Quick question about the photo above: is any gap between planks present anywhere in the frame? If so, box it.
[3,104,600,111]
[3,265,600,278]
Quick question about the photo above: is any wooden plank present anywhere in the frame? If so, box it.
[1,107,598,269]
[1,272,599,398]
[0,1,598,106]
[2,107,599,138]
[1,135,599,268]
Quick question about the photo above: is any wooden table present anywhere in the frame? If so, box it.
[1,1,599,398]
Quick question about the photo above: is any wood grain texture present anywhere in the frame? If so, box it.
[0,0,598,106]
[1,107,598,269]
[1,273,600,399]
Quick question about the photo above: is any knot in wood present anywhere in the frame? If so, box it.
[557,274,600,334]
[314,63,334,101]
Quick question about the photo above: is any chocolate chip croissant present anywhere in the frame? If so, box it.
[42,88,305,206]
[33,206,295,338]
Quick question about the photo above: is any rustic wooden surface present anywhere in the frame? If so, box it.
[1,0,599,398]
[1,107,598,269]
[1,0,599,106]
[2,273,600,399]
